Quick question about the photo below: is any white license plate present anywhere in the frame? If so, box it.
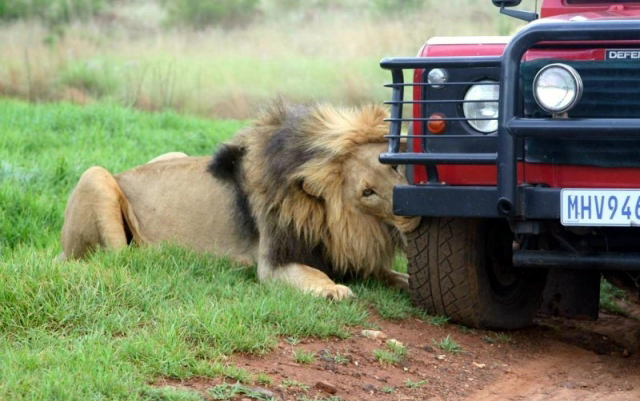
[561,189,640,227]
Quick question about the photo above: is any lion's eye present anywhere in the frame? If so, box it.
[362,188,375,197]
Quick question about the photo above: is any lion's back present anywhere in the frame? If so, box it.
[115,156,257,259]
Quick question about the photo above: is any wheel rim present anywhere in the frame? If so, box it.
[484,221,527,304]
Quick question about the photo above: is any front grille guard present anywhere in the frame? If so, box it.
[380,18,640,217]
[380,57,501,185]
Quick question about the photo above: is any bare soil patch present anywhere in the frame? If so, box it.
[158,309,640,400]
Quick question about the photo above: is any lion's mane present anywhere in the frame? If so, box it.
[209,101,402,278]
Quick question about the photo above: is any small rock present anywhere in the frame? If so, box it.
[387,339,403,347]
[472,362,486,368]
[315,381,338,394]
[422,345,435,352]
[241,398,252,401]
[436,354,446,360]
[361,330,387,340]
[362,383,376,392]
[283,362,301,368]
[557,381,577,389]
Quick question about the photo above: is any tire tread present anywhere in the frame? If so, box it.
[407,217,542,329]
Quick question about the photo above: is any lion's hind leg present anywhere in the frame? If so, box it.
[61,166,139,259]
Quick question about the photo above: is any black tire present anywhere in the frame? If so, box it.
[407,217,547,329]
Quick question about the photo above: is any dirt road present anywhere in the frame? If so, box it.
[164,308,640,400]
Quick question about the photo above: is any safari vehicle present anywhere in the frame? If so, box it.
[380,0,640,329]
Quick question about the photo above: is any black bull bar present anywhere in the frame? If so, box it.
[379,19,640,220]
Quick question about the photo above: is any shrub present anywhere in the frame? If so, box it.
[0,0,106,24]
[371,0,426,14]
[166,0,260,29]
[58,62,120,99]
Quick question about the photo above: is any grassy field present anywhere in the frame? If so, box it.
[0,98,424,400]
[0,0,527,119]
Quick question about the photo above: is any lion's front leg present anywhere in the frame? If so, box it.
[255,234,353,300]
[265,262,354,300]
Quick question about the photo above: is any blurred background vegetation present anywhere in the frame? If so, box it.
[0,0,529,118]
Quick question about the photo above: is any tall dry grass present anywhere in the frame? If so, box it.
[0,0,525,118]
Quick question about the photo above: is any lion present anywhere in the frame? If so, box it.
[59,102,420,299]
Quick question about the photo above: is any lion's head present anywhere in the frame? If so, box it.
[236,101,420,278]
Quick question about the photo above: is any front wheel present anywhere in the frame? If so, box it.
[407,217,547,329]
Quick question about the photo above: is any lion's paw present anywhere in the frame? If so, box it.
[380,270,410,291]
[310,284,354,300]
[390,272,409,291]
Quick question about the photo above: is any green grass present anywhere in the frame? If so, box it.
[425,315,450,326]
[373,339,407,366]
[324,351,349,365]
[280,379,310,392]
[404,379,427,389]
[600,278,629,316]
[0,99,240,256]
[433,334,462,354]
[285,336,301,345]
[0,98,420,400]
[352,255,425,320]
[255,373,273,386]
[373,349,400,366]
[293,349,316,364]
[385,339,407,357]
[207,382,275,400]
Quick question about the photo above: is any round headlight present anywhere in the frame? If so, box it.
[533,63,583,114]
[427,68,447,89]
[463,80,499,134]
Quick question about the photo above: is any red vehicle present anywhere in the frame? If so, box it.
[380,0,640,329]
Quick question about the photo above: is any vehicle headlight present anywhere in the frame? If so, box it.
[463,80,499,133]
[427,68,448,89]
[533,63,583,114]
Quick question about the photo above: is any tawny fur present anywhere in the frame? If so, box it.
[60,102,420,299]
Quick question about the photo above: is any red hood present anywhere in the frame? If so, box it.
[540,10,640,22]
[541,0,640,18]
[421,8,640,59]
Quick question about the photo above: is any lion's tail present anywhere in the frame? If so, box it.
[116,187,148,246]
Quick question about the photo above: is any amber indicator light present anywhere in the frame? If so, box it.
[427,113,446,135]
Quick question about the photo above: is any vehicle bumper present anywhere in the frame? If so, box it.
[392,185,559,218]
